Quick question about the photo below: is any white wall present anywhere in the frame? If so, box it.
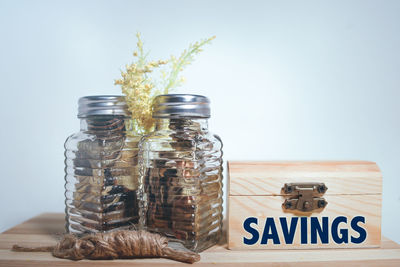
[0,0,399,243]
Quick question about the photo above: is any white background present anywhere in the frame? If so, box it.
[0,0,399,243]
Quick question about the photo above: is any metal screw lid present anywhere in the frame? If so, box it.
[77,95,130,118]
[152,94,211,118]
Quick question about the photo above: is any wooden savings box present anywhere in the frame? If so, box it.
[227,161,382,249]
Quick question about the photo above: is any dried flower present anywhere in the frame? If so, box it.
[115,33,215,134]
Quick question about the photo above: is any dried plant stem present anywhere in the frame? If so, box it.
[115,33,215,134]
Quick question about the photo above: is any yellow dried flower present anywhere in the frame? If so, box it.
[115,33,215,134]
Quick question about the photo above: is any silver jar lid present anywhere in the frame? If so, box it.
[77,95,130,118]
[153,94,211,118]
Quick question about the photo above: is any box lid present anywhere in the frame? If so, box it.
[228,161,382,196]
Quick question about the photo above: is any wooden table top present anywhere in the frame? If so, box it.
[0,213,399,266]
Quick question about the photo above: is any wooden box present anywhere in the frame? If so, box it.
[227,161,382,249]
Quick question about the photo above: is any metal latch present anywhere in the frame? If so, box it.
[282,182,328,212]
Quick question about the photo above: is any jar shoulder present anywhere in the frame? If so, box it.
[140,130,222,149]
[142,129,219,140]
[64,131,97,150]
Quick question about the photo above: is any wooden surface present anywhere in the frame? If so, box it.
[1,213,400,266]
[228,161,382,249]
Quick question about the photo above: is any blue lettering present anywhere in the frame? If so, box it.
[243,217,259,245]
[351,216,367,244]
[280,217,298,244]
[242,216,367,245]
[261,218,280,244]
[332,216,348,244]
[301,217,308,244]
[310,217,329,244]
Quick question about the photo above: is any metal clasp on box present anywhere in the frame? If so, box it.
[282,182,328,212]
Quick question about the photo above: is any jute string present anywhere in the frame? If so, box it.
[12,230,200,264]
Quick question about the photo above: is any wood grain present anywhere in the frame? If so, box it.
[228,161,382,195]
[0,213,399,266]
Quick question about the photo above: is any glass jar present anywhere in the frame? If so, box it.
[64,96,140,234]
[139,94,223,252]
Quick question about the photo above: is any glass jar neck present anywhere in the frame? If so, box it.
[155,118,209,131]
[80,115,132,133]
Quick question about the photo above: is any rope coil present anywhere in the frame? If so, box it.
[12,230,200,264]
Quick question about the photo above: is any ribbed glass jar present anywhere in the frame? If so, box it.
[64,96,140,234]
[139,94,223,252]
